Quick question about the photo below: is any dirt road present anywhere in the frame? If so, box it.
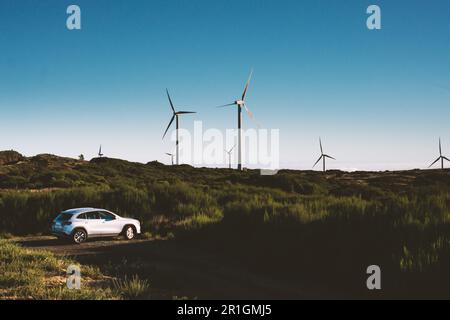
[16,236,320,299]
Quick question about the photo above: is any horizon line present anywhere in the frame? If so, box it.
[1,149,446,174]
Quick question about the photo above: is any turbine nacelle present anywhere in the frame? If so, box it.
[235,100,245,106]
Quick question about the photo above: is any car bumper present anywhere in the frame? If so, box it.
[51,226,72,237]
[51,232,71,238]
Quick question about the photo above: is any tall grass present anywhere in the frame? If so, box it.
[0,239,118,300]
[113,275,150,299]
[187,190,449,298]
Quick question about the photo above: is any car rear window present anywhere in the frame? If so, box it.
[56,213,72,221]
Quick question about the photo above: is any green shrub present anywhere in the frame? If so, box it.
[113,275,150,299]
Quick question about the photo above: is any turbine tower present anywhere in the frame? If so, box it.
[98,145,104,158]
[313,138,336,172]
[428,138,450,169]
[225,144,236,169]
[162,89,196,165]
[217,70,255,171]
[166,153,175,166]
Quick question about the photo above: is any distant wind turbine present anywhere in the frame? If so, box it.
[166,153,175,166]
[313,138,336,172]
[98,145,104,157]
[225,144,236,169]
[217,69,256,171]
[162,89,196,165]
[428,138,450,170]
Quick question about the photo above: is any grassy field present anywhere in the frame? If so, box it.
[0,151,449,299]
[0,238,152,299]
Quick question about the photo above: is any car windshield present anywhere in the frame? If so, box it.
[56,213,72,221]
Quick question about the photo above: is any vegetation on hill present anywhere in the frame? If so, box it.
[0,152,449,298]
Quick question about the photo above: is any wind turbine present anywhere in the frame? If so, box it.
[225,144,236,169]
[162,89,196,165]
[98,145,104,157]
[428,138,450,170]
[313,138,336,172]
[166,153,175,165]
[217,70,255,171]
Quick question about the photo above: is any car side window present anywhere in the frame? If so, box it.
[99,211,116,221]
[86,211,100,220]
[77,213,87,220]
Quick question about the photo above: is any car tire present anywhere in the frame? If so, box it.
[72,229,87,244]
[123,225,135,240]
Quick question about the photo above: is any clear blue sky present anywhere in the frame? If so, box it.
[1,0,450,170]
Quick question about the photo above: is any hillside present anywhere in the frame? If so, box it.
[2,151,449,196]
[0,151,449,298]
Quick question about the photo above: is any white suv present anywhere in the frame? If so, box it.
[51,208,141,244]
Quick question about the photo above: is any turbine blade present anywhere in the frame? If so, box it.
[216,103,236,108]
[313,155,323,168]
[433,84,450,93]
[226,145,235,154]
[166,89,176,113]
[176,111,197,114]
[443,156,450,162]
[162,115,176,139]
[429,157,441,168]
[324,155,336,160]
[439,138,442,156]
[243,103,262,128]
[319,138,323,154]
[243,103,254,119]
[241,69,253,101]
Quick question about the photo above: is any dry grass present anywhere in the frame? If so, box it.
[0,239,121,300]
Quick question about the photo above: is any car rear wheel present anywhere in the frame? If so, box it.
[124,226,135,240]
[72,229,87,244]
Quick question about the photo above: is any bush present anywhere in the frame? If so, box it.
[113,275,150,299]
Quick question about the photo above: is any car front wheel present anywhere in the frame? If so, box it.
[72,229,87,244]
[124,226,135,240]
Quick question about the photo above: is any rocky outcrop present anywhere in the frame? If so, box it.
[0,150,24,165]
